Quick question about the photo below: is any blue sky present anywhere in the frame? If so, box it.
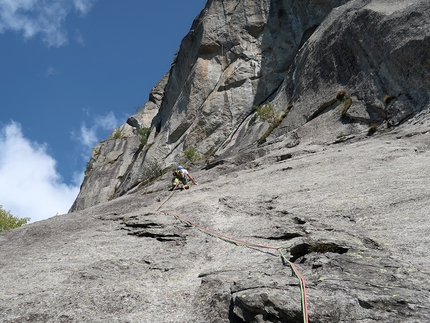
[0,0,204,223]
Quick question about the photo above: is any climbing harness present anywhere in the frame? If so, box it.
[162,209,310,323]
[173,170,184,180]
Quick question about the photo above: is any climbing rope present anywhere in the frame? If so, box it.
[162,210,309,323]
[278,248,309,323]
[151,185,178,212]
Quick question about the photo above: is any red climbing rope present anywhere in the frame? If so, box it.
[151,185,178,212]
[162,210,309,323]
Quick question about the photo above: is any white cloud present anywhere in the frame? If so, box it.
[0,0,97,47]
[78,123,98,148]
[97,111,119,130]
[0,121,80,223]
[44,66,57,77]
[73,0,96,15]
[74,28,85,46]
[72,111,120,153]
[0,114,121,224]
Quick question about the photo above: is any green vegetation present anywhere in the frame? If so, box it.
[84,160,93,176]
[0,205,30,232]
[253,102,276,123]
[184,147,200,163]
[138,127,151,146]
[367,125,378,136]
[254,102,292,145]
[94,147,101,157]
[336,90,353,117]
[383,94,396,105]
[113,129,123,139]
[336,89,347,101]
[341,97,353,116]
[139,160,163,187]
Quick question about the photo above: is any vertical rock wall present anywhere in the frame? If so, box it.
[70,0,430,212]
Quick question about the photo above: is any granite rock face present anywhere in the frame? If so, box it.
[271,0,430,136]
[70,0,429,211]
[4,1,430,321]
[1,111,430,322]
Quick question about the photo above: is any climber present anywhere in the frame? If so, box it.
[172,166,198,190]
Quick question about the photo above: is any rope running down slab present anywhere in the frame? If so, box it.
[162,209,309,323]
[151,185,178,212]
